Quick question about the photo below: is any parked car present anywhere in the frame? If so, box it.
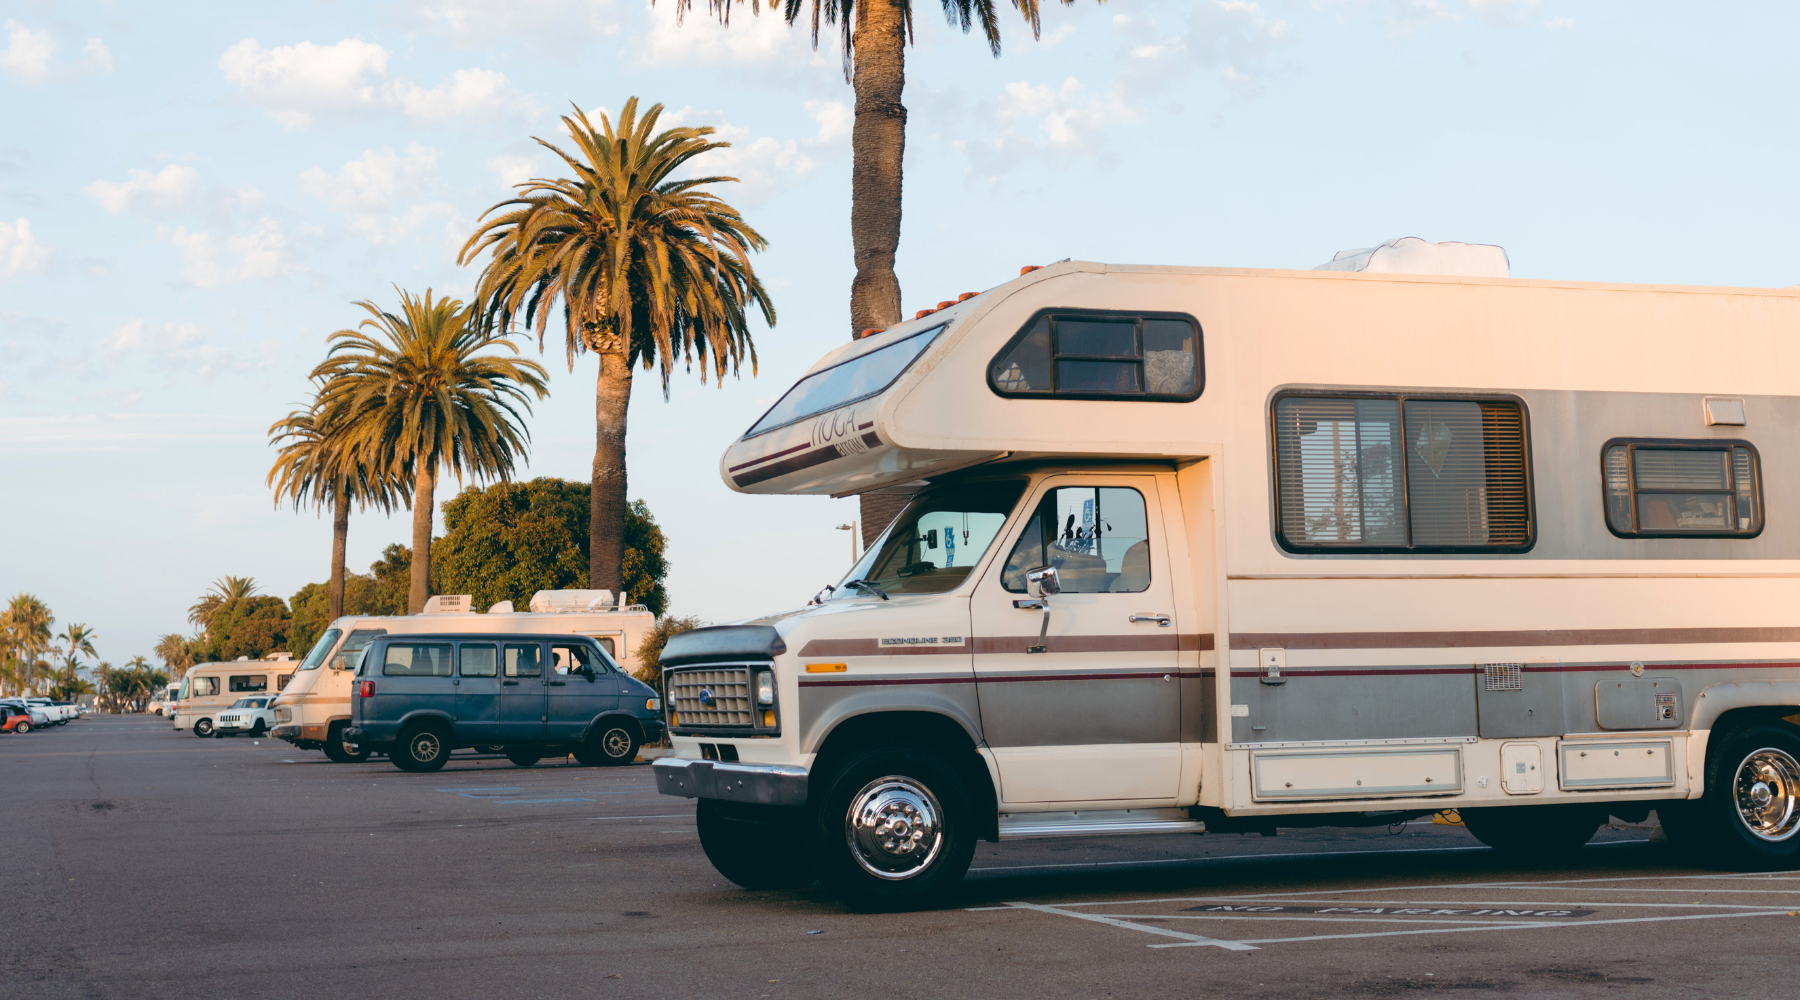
[23,698,74,725]
[343,632,664,773]
[2,702,47,733]
[215,696,277,737]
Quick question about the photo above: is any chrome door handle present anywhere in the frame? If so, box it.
[1128,613,1171,627]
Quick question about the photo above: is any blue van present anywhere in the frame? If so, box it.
[343,632,664,773]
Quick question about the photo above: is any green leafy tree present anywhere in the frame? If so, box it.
[1,593,54,695]
[188,577,259,636]
[431,478,671,616]
[312,289,549,614]
[633,614,705,689]
[195,596,292,662]
[461,98,772,602]
[288,557,408,657]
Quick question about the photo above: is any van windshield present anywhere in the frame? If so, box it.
[833,481,1026,598]
[298,628,343,671]
[744,325,944,437]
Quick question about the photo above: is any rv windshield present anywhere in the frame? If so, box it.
[745,325,944,437]
[833,481,1026,598]
[297,628,343,671]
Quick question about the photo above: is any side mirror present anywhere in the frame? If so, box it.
[1026,565,1061,597]
[331,654,350,672]
[923,529,939,550]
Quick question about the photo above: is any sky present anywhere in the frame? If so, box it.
[3,0,1798,667]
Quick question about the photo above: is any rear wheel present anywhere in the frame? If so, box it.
[697,800,818,889]
[574,722,639,767]
[809,746,978,911]
[14,722,28,734]
[322,722,371,763]
[391,725,450,773]
[1661,720,1800,869]
[1461,804,1603,857]
[505,749,542,767]
[193,718,213,738]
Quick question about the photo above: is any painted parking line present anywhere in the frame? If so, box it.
[969,845,1492,874]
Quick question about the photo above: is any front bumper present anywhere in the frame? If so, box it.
[652,757,808,807]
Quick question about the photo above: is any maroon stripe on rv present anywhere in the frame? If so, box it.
[1227,627,1800,651]
[732,442,844,488]
[1225,661,1800,679]
[857,421,874,430]
[726,440,813,473]
[860,431,881,447]
[800,670,1199,688]
[797,634,1214,658]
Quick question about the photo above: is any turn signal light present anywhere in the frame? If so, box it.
[646,698,660,711]
[762,709,777,728]
[358,681,375,698]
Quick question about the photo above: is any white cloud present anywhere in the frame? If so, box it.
[1545,15,1575,30]
[416,0,623,50]
[0,20,55,83]
[1114,2,1289,97]
[84,164,202,216]
[161,219,298,288]
[0,413,266,455]
[98,322,274,382]
[658,100,853,204]
[0,217,51,278]
[218,38,537,128]
[300,144,461,245]
[1465,0,1542,28]
[0,21,115,84]
[636,3,833,75]
[487,154,539,188]
[957,78,1138,179]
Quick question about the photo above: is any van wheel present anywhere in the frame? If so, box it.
[193,719,214,738]
[697,800,818,889]
[392,725,451,773]
[809,746,977,911]
[505,750,542,767]
[322,723,371,763]
[477,745,506,754]
[1661,720,1800,869]
[1460,804,1603,857]
[574,722,639,767]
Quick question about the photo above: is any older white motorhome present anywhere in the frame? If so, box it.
[653,255,1800,909]
[172,656,297,737]
[271,592,657,761]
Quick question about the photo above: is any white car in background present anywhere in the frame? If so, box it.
[24,698,75,725]
[215,696,277,737]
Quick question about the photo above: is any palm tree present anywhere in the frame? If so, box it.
[188,577,258,636]
[58,623,97,663]
[460,99,774,595]
[155,633,196,675]
[313,289,550,613]
[269,393,407,621]
[2,594,54,695]
[665,0,1078,336]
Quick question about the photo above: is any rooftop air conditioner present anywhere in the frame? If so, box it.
[1314,237,1509,278]
[488,600,515,614]
[528,590,615,614]
[421,594,474,614]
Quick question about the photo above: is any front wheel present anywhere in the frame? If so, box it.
[193,718,214,738]
[391,725,450,773]
[1460,804,1603,857]
[250,720,267,737]
[574,722,639,767]
[809,746,978,911]
[697,800,818,889]
[322,722,371,763]
[1661,720,1800,869]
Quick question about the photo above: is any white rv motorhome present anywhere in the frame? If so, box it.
[652,255,1800,909]
[172,656,297,737]
[271,591,657,761]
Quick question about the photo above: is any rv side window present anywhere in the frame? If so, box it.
[277,674,292,691]
[229,675,267,692]
[1273,393,1533,553]
[989,311,1201,401]
[1002,486,1153,593]
[190,677,218,697]
[1603,440,1762,537]
[383,644,454,677]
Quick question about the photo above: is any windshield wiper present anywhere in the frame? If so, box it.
[842,579,890,601]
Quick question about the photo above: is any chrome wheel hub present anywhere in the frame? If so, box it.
[1733,748,1800,842]
[845,776,944,880]
[603,728,631,757]
[410,732,440,760]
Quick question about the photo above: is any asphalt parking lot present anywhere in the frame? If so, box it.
[5,716,1797,999]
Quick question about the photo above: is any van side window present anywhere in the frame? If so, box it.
[459,644,498,678]
[229,674,267,692]
[552,644,597,675]
[383,644,453,677]
[1604,440,1762,537]
[505,645,542,678]
[990,311,1201,401]
[1273,393,1533,553]
[1002,486,1152,593]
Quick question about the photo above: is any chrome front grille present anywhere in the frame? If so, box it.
[667,666,754,729]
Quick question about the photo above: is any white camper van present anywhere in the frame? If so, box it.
[271,591,657,762]
[172,655,297,737]
[652,254,1800,909]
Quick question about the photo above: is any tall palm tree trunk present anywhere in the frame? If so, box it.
[848,0,908,337]
[590,351,634,595]
[329,489,350,620]
[409,464,437,613]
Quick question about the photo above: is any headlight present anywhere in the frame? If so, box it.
[645,698,660,711]
[756,672,775,706]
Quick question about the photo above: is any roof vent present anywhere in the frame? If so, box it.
[1315,237,1509,278]
[268,651,293,661]
[488,600,515,614]
[421,595,473,615]
[528,590,615,614]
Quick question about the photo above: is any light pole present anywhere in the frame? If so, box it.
[835,522,858,563]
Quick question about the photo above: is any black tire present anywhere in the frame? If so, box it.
[391,724,451,773]
[505,749,542,767]
[477,745,506,754]
[193,718,213,738]
[250,720,267,737]
[808,745,978,911]
[1660,720,1800,870]
[322,722,371,763]
[574,721,639,767]
[1460,804,1603,857]
[697,799,818,889]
